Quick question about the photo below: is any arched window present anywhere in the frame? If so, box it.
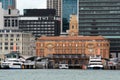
[72,25,74,29]
[68,59,72,64]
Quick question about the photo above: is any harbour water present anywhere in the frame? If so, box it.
[0,69,120,80]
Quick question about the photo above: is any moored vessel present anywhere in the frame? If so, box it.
[59,64,69,69]
[87,55,103,69]
[1,58,23,69]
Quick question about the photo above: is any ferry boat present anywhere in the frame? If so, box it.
[87,56,103,69]
[1,58,23,69]
[59,64,69,69]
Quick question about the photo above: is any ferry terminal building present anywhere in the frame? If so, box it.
[36,14,110,67]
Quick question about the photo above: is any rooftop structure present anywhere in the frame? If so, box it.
[23,9,56,16]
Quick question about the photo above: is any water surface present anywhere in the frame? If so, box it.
[0,69,119,80]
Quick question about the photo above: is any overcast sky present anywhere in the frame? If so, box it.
[17,0,47,14]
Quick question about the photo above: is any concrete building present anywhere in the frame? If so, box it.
[78,0,120,58]
[0,2,4,29]
[0,2,19,30]
[0,0,16,10]
[19,9,60,38]
[47,0,61,17]
[4,9,19,30]
[0,29,36,59]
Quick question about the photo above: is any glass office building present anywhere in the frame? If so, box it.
[79,0,120,57]
[0,0,16,10]
[62,0,77,32]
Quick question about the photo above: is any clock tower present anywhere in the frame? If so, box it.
[68,14,78,36]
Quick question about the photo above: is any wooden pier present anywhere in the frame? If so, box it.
[22,62,35,69]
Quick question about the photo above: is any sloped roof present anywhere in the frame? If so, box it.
[37,36,108,41]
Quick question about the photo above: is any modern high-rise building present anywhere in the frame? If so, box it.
[0,0,16,10]
[19,9,60,38]
[79,0,120,58]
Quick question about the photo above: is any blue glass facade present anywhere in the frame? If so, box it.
[62,0,77,32]
[0,0,16,10]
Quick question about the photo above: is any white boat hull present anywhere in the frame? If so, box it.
[87,65,103,69]
[1,58,23,69]
[59,64,69,69]
[1,62,22,69]
[87,56,104,69]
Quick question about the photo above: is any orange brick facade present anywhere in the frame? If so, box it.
[36,36,110,59]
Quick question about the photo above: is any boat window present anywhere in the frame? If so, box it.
[13,63,21,65]
[89,63,102,65]
[9,60,19,62]
[59,65,62,67]
[90,61,102,62]
[65,65,68,67]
